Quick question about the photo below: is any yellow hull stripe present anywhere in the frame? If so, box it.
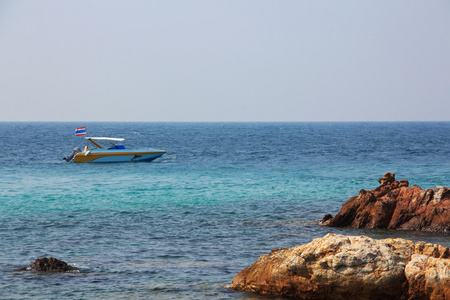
[73,151,164,163]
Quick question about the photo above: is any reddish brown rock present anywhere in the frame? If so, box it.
[230,234,450,300]
[321,173,450,233]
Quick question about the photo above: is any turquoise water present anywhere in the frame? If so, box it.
[1,122,449,299]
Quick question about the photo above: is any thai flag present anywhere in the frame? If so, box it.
[75,127,87,136]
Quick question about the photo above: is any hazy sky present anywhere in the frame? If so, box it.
[1,1,449,122]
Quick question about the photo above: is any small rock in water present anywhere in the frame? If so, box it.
[27,257,79,273]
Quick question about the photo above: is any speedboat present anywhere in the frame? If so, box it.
[64,128,166,163]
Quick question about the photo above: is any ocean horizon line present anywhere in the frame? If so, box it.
[1,120,450,124]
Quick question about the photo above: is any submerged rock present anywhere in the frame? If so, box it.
[26,257,79,273]
[230,233,450,299]
[321,173,450,232]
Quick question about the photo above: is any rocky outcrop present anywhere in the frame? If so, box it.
[230,233,450,299]
[321,173,450,232]
[26,257,79,273]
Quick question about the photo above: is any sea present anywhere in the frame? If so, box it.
[1,122,449,299]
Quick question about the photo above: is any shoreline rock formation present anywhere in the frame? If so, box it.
[321,173,450,233]
[230,233,450,299]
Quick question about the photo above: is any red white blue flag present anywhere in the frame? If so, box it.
[75,127,87,136]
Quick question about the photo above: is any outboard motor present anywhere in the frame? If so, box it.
[63,147,81,162]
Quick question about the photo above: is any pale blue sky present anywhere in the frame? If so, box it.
[1,1,449,122]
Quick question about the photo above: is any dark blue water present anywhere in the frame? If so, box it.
[1,122,449,299]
